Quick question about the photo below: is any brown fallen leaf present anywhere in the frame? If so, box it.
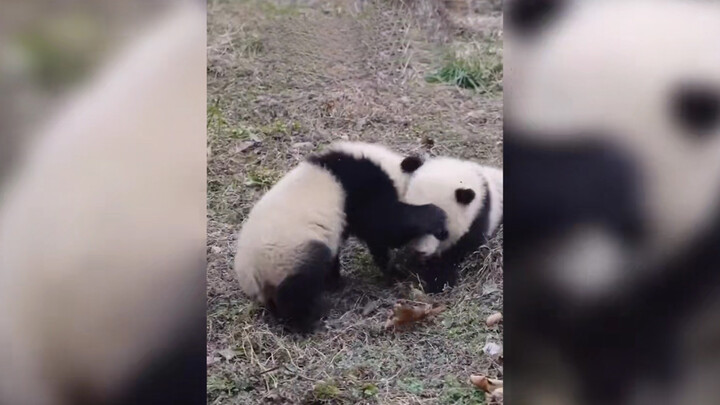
[486,312,503,327]
[384,302,446,329]
[470,375,503,393]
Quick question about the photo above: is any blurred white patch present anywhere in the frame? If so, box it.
[548,225,630,302]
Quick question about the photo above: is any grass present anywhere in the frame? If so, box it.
[207,0,503,403]
[426,44,503,93]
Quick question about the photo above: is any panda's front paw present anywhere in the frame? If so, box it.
[420,268,457,293]
[425,205,449,241]
[434,227,449,241]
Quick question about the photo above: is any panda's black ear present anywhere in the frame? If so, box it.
[506,0,565,36]
[455,188,476,205]
[401,156,424,173]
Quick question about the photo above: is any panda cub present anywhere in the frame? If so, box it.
[401,157,503,293]
[234,142,448,331]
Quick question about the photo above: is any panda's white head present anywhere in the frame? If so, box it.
[402,157,502,257]
[506,0,720,299]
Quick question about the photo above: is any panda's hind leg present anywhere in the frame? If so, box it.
[275,241,333,333]
[326,230,349,291]
[325,254,346,291]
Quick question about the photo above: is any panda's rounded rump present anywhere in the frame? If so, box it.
[234,162,346,301]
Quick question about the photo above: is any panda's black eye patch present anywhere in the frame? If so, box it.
[672,84,720,135]
[455,188,476,205]
[401,156,424,173]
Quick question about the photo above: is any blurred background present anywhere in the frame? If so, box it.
[0,1,206,404]
[505,0,720,404]
[0,0,174,183]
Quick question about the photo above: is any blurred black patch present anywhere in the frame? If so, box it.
[110,314,206,405]
[506,0,565,35]
[672,83,720,135]
[504,131,645,247]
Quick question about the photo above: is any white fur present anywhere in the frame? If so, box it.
[403,157,503,256]
[0,4,205,405]
[234,162,345,302]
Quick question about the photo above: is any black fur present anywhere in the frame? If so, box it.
[325,253,344,291]
[417,183,492,293]
[673,83,720,134]
[109,314,206,405]
[308,150,448,273]
[506,0,565,35]
[274,241,333,332]
[504,131,645,248]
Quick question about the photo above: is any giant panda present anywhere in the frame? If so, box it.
[234,141,449,332]
[504,0,720,404]
[0,3,205,405]
[400,157,503,293]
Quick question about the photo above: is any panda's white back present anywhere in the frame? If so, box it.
[329,141,409,195]
[0,4,205,404]
[234,162,346,302]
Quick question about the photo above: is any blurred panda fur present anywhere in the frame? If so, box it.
[505,0,720,404]
[0,3,206,405]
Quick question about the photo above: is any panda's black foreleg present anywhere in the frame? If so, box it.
[395,202,449,245]
[367,243,403,283]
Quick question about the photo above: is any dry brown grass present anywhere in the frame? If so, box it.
[207,0,502,403]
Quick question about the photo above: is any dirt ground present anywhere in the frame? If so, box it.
[207,0,503,403]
